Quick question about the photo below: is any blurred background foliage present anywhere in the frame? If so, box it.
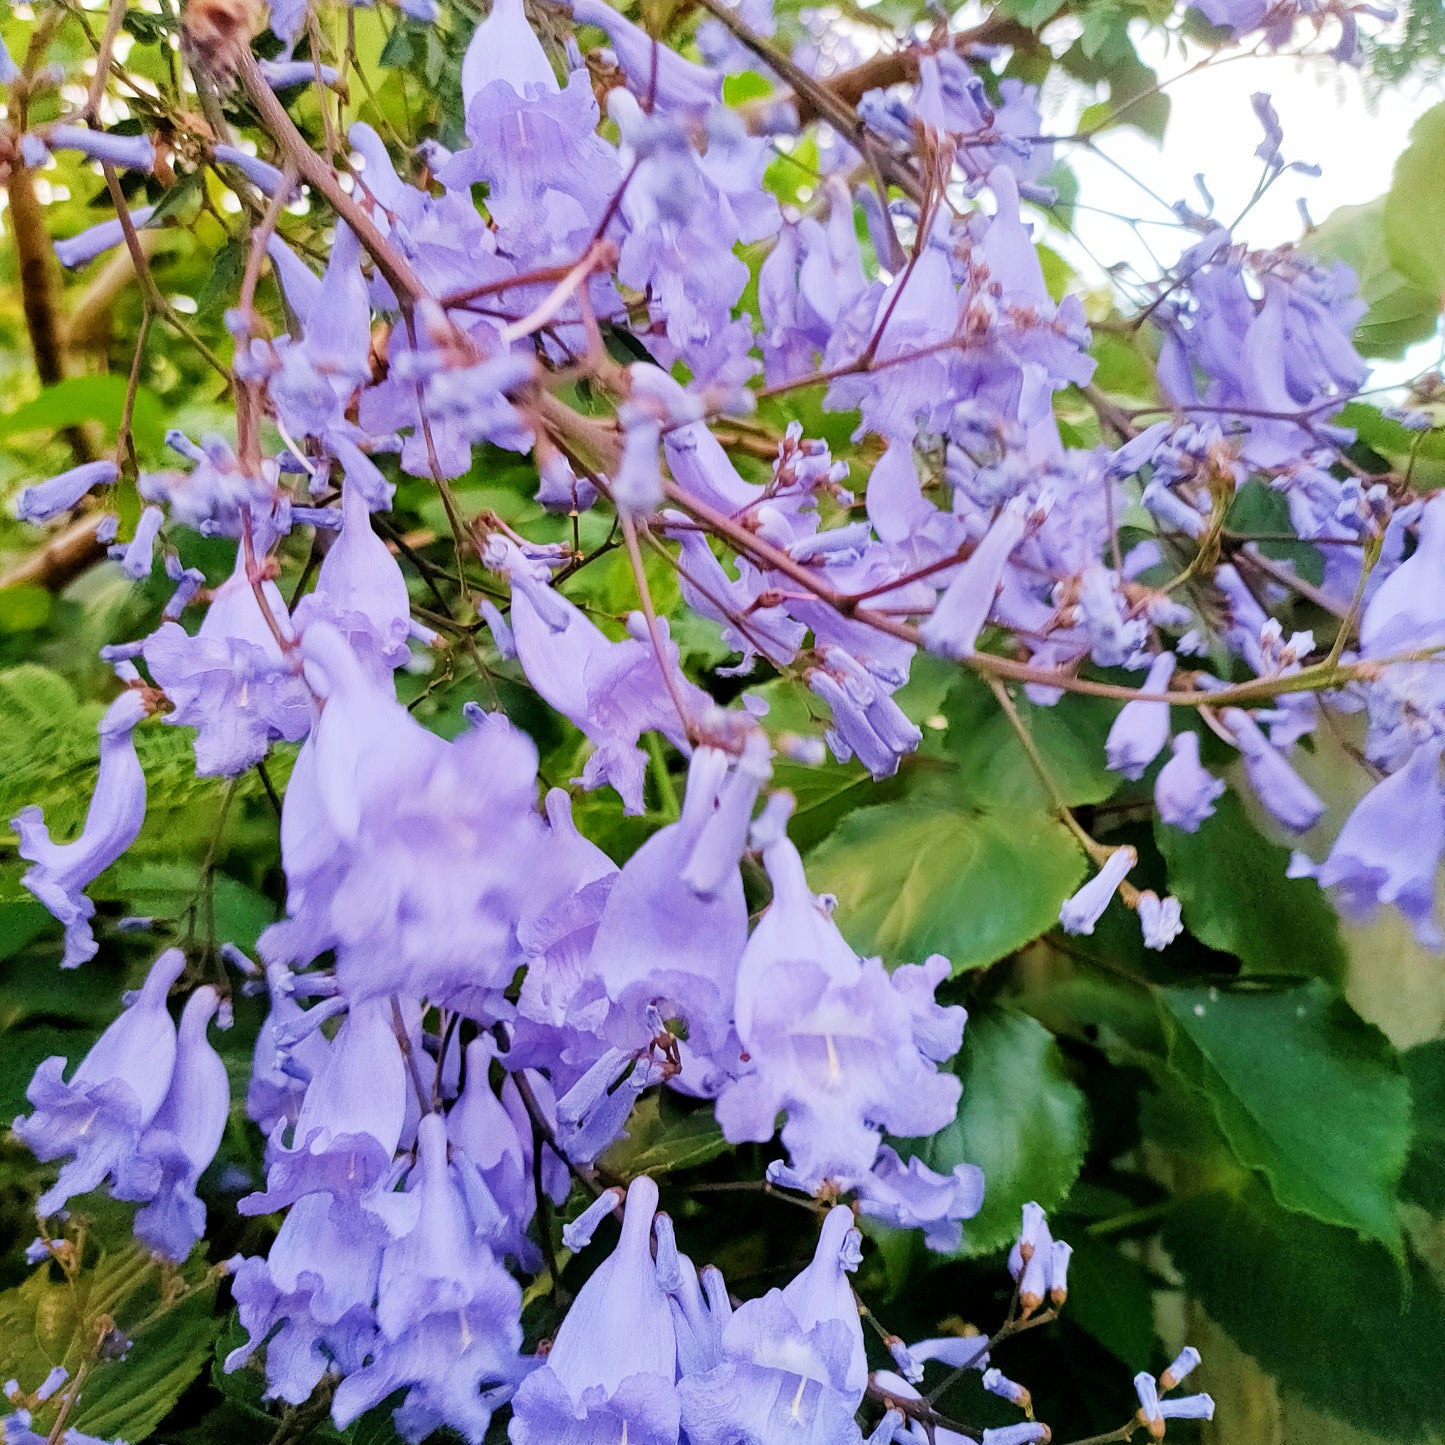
[0,2,1443,1445]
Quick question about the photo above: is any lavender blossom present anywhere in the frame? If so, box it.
[16,461,119,524]
[678,1207,869,1444]
[718,811,965,1191]
[1154,732,1225,832]
[144,543,311,776]
[53,206,157,269]
[15,689,150,968]
[115,986,229,1261]
[333,1115,525,1444]
[1223,708,1325,833]
[1288,738,1445,946]
[14,949,185,1217]
[1105,653,1177,780]
[508,1175,680,1445]
[1058,847,1135,936]
[46,124,154,171]
[569,0,722,114]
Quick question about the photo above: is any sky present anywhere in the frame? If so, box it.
[1034,21,1445,387]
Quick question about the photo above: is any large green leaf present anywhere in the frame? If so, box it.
[1383,101,1445,297]
[940,676,1121,812]
[1307,198,1442,359]
[915,1007,1088,1255]
[1153,792,1346,980]
[807,798,1085,971]
[1158,981,1408,1253]
[1165,1184,1445,1441]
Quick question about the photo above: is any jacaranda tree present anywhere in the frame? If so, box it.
[0,0,1442,1442]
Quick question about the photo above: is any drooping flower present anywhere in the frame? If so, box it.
[15,689,151,968]
[239,996,408,1215]
[143,542,312,776]
[1288,738,1445,946]
[15,461,119,524]
[589,735,769,1075]
[569,0,723,114]
[1223,707,1325,833]
[508,1175,681,1445]
[226,1190,387,1405]
[1154,732,1225,832]
[332,1114,525,1445]
[483,535,707,813]
[1134,1370,1215,1439]
[1058,847,1135,936]
[717,807,965,1191]
[678,1206,869,1445]
[14,949,185,1217]
[1104,653,1178,780]
[114,985,230,1261]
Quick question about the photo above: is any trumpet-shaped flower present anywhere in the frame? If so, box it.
[15,689,151,968]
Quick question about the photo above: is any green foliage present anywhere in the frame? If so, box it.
[808,798,1085,972]
[1401,1038,1445,1212]
[0,1235,220,1444]
[1153,791,1347,979]
[1158,981,1409,1253]
[1163,1183,1445,1441]
[915,1007,1089,1256]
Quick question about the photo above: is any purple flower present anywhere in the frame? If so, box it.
[114,505,165,580]
[294,480,413,681]
[144,543,312,776]
[484,535,706,813]
[239,997,408,1215]
[46,124,154,171]
[1058,847,1135,936]
[1135,1370,1215,1438]
[1288,738,1445,946]
[53,206,157,269]
[1137,891,1183,951]
[569,0,722,114]
[333,1115,525,1444]
[246,963,330,1135]
[1223,707,1325,833]
[678,1207,869,1445]
[1006,1203,1070,1313]
[851,1146,984,1254]
[590,737,768,1073]
[15,689,151,968]
[227,1191,386,1404]
[448,1037,561,1268]
[114,986,229,1261]
[1105,652,1177,780]
[16,461,118,524]
[718,813,964,1190]
[920,497,1033,660]
[14,949,185,1216]
[1154,732,1224,832]
[509,1176,680,1445]
[806,648,922,780]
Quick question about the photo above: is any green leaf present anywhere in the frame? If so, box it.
[808,798,1085,971]
[1158,980,1409,1252]
[601,1092,732,1176]
[1382,100,1445,297]
[0,1241,219,1444]
[1401,1038,1445,1212]
[1306,198,1442,359]
[1165,1183,1445,1441]
[1154,791,1346,980]
[940,675,1121,811]
[1062,1233,1164,1367]
[915,1007,1088,1255]
[0,376,165,462]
